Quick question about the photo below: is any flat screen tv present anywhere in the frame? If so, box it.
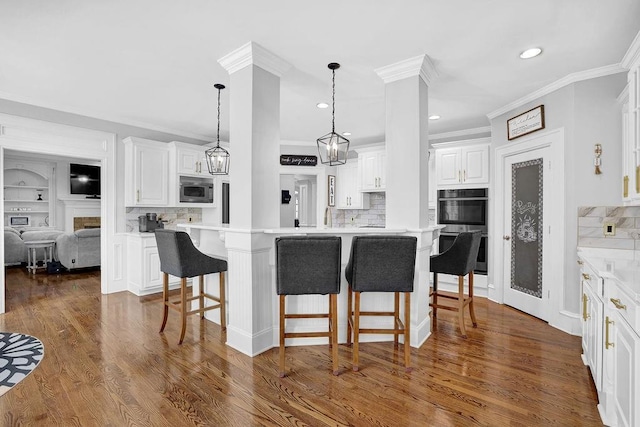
[70,163,101,197]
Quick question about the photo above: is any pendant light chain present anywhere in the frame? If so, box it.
[216,86,221,147]
[331,68,336,134]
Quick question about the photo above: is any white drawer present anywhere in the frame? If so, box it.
[609,282,639,334]
[581,261,603,298]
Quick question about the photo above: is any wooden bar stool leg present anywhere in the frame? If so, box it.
[160,273,169,333]
[469,271,477,328]
[346,285,353,346]
[279,295,286,378]
[353,292,361,372]
[199,275,205,319]
[404,292,411,372]
[330,294,339,376]
[178,277,188,345]
[219,272,226,331]
[458,275,467,338]
[394,292,400,347]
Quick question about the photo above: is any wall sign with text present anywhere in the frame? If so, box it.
[280,155,318,166]
[507,105,545,140]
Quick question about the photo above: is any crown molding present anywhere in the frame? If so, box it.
[375,54,438,85]
[218,41,292,77]
[487,63,626,119]
[429,126,492,141]
[621,30,640,69]
[0,90,212,142]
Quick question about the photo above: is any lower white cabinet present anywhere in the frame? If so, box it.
[127,233,179,295]
[579,254,640,427]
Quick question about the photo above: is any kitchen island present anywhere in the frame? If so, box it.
[177,223,443,357]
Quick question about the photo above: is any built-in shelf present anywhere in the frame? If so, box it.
[4,164,53,227]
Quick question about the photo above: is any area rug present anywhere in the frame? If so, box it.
[0,332,44,396]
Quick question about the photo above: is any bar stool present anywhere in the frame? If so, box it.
[430,230,482,338]
[345,235,417,372]
[275,236,341,377]
[155,229,227,345]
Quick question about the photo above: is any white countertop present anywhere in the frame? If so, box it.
[176,223,444,234]
[577,247,640,303]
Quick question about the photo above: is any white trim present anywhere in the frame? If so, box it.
[218,41,292,77]
[621,29,640,70]
[617,83,630,104]
[491,128,565,329]
[429,126,492,141]
[487,64,626,119]
[0,90,212,142]
[375,54,439,85]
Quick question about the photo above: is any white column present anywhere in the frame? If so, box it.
[376,55,438,347]
[218,42,291,356]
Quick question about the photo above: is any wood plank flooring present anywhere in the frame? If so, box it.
[0,267,602,426]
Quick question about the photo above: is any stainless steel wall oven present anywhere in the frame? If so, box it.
[437,188,488,274]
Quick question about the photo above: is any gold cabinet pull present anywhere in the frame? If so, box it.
[581,273,591,280]
[458,170,461,182]
[582,294,589,321]
[605,316,614,349]
[610,298,627,311]
[463,170,467,182]
[636,166,640,194]
[136,189,140,202]
[577,260,584,265]
[624,175,629,198]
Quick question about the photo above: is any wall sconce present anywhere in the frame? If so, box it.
[594,144,602,175]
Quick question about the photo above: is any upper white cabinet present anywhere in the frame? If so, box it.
[124,137,172,206]
[358,147,386,192]
[173,142,208,176]
[622,60,640,204]
[336,161,370,209]
[433,139,490,188]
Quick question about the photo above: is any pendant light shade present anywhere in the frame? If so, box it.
[317,63,349,166]
[205,83,230,175]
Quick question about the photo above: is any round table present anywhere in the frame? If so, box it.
[24,239,56,274]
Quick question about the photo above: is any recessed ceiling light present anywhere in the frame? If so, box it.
[343,132,351,136]
[520,47,542,59]
[429,115,440,120]
[316,102,329,109]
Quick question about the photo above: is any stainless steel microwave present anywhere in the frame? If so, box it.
[179,176,214,203]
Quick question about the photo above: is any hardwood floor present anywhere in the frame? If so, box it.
[0,267,602,426]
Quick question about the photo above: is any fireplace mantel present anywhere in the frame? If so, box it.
[58,198,101,232]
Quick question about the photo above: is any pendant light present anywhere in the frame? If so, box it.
[317,63,349,166]
[205,83,230,175]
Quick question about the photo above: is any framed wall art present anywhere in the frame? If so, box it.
[328,175,335,207]
[507,105,545,140]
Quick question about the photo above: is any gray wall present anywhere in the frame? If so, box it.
[490,72,626,314]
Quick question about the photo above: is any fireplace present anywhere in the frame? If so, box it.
[74,216,101,231]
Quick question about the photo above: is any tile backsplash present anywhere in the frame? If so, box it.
[126,207,202,232]
[578,206,640,250]
[331,192,386,227]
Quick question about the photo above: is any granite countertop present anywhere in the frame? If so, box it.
[577,247,640,303]
[176,223,444,234]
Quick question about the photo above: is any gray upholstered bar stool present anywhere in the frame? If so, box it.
[430,230,482,338]
[275,236,341,377]
[155,229,227,345]
[345,235,417,372]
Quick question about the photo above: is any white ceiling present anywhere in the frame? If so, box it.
[1,1,639,145]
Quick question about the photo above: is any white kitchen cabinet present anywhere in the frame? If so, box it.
[124,137,172,206]
[127,233,180,296]
[358,147,386,191]
[433,140,490,188]
[621,60,640,205]
[336,161,369,209]
[581,262,604,392]
[173,141,208,176]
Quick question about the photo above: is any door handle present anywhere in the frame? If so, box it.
[503,235,510,240]
[582,273,591,280]
[610,298,627,310]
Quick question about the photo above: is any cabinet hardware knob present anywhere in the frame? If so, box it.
[581,273,591,280]
[503,235,510,240]
[605,316,615,349]
[610,298,627,310]
[577,260,583,265]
